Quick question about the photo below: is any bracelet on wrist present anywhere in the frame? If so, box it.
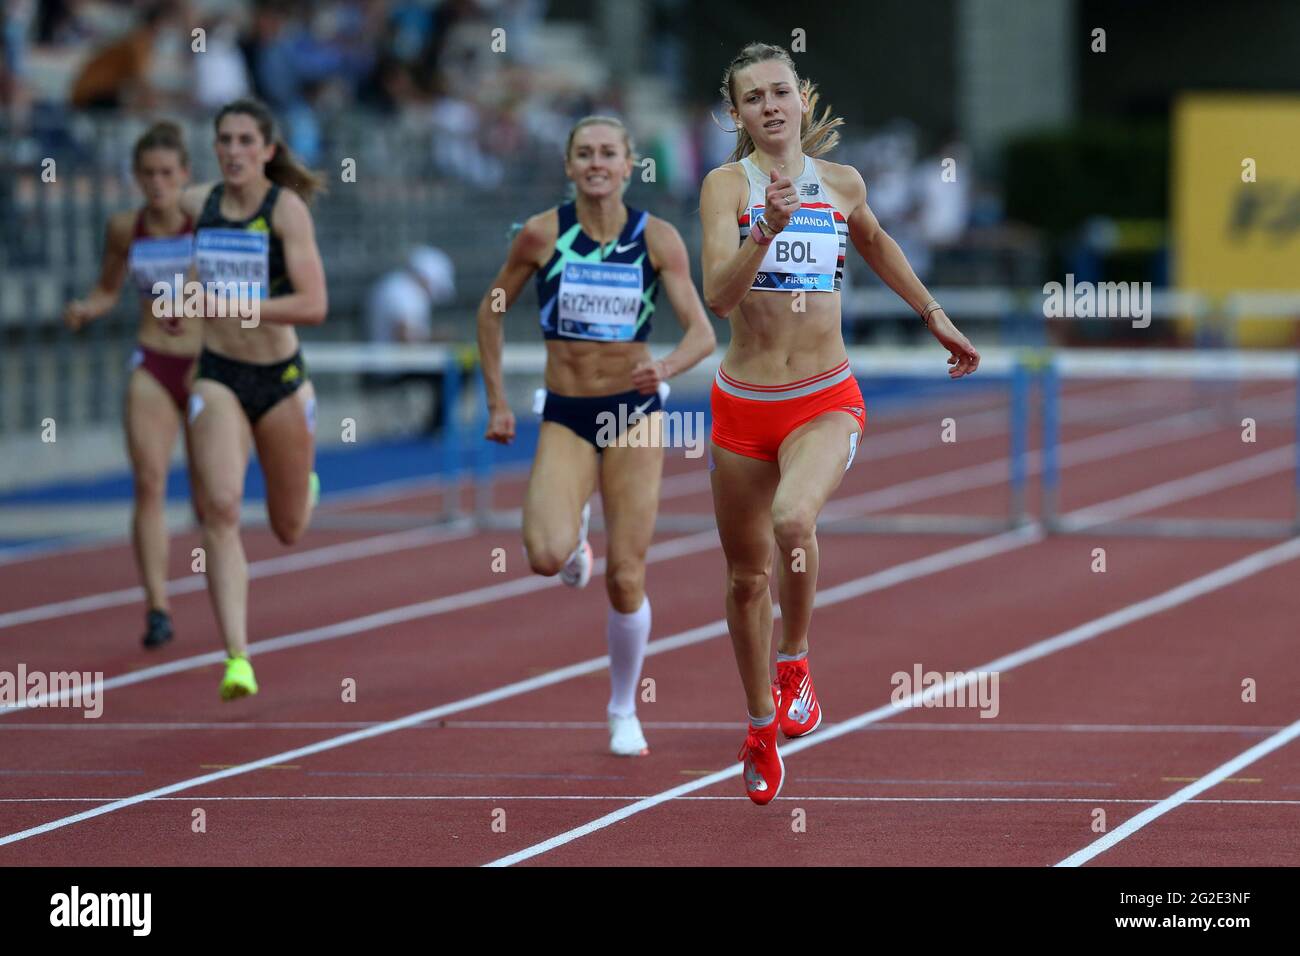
[752,216,775,246]
[920,300,943,327]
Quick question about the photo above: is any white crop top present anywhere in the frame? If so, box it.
[737,154,846,293]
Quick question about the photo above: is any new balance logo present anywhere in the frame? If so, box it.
[788,696,813,724]
[744,760,768,792]
[787,676,813,723]
[799,183,820,196]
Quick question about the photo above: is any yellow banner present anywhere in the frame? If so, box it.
[1174,94,1300,346]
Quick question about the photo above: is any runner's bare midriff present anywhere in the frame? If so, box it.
[544,339,653,395]
[202,314,300,364]
[723,291,847,384]
[135,303,203,356]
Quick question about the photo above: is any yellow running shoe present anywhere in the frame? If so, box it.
[308,471,320,509]
[220,656,258,701]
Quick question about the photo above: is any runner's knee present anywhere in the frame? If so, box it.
[524,534,568,576]
[202,488,241,531]
[771,502,816,553]
[728,566,770,605]
[132,465,168,504]
[605,559,644,610]
[269,506,307,546]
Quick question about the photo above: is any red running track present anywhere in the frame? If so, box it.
[0,387,1297,866]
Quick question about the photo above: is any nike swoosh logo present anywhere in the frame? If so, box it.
[614,242,638,254]
[631,397,655,416]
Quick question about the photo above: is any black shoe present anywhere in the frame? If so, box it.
[142,609,174,650]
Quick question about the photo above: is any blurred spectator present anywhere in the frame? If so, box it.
[914,133,972,246]
[35,0,91,46]
[428,71,502,189]
[389,0,434,64]
[2,0,35,119]
[70,1,178,112]
[494,0,547,66]
[241,0,377,164]
[365,246,457,435]
[193,11,250,110]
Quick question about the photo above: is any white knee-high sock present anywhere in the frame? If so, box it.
[607,596,651,717]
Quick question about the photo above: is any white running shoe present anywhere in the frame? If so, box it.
[608,712,649,756]
[559,501,593,588]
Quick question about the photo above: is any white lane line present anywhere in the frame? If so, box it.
[4,468,1296,847]
[0,469,484,568]
[1,382,1255,625]
[0,525,1042,847]
[4,430,1287,716]
[0,394,986,568]
[0,523,476,631]
[1055,717,1300,867]
[1,795,1297,806]
[1062,445,1294,525]
[0,396,992,621]
[0,721,1280,734]
[482,535,1300,867]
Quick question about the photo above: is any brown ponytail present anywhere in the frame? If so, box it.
[133,120,188,170]
[214,98,327,204]
[718,43,844,164]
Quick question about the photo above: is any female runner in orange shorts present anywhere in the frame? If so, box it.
[700,43,980,804]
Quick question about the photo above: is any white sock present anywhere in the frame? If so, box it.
[606,596,650,717]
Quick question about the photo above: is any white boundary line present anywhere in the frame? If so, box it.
[483,536,1300,867]
[0,526,1042,847]
[3,380,1285,633]
[1054,717,1300,866]
[3,429,1291,715]
[0,523,475,631]
[0,721,1279,734]
[1,795,1297,806]
[0,395,1003,608]
[0,391,989,567]
[6,525,1300,851]
[0,393,1024,625]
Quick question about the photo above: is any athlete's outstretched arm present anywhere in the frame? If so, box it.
[253,189,328,325]
[837,165,979,378]
[633,217,717,393]
[476,212,553,443]
[63,212,132,329]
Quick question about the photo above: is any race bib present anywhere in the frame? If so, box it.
[556,261,642,341]
[751,205,839,292]
[195,229,269,300]
[129,235,193,299]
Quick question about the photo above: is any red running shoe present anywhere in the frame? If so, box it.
[775,657,822,738]
[738,713,784,805]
